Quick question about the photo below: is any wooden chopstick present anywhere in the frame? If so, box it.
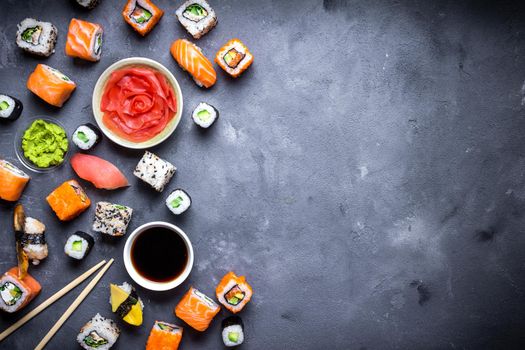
[34,258,114,350]
[0,259,107,342]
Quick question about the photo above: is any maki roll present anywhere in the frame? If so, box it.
[0,268,41,313]
[16,18,57,57]
[134,151,176,192]
[216,271,253,313]
[122,0,164,36]
[0,160,30,202]
[176,0,217,39]
[222,316,244,347]
[27,64,76,107]
[146,321,183,350]
[110,282,143,326]
[65,231,95,260]
[77,313,120,350]
[215,39,254,78]
[22,217,48,265]
[175,287,220,332]
[165,189,191,215]
[72,123,102,151]
[92,202,133,237]
[75,0,100,9]
[46,180,91,221]
[65,19,104,62]
[0,95,23,121]
[192,102,218,128]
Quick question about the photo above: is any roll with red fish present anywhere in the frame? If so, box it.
[65,18,103,62]
[175,287,220,332]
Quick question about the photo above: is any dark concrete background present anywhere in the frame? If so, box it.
[1,0,525,349]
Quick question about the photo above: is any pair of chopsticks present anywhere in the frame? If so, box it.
[0,258,114,350]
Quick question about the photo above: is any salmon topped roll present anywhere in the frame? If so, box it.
[215,39,253,78]
[0,160,30,202]
[0,267,41,313]
[65,19,103,62]
[146,321,183,350]
[27,64,76,107]
[216,271,253,313]
[122,0,164,36]
[46,180,91,221]
[175,287,220,332]
[170,39,216,88]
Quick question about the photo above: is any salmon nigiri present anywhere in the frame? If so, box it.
[71,153,129,190]
[27,64,76,107]
[65,18,103,62]
[175,287,220,332]
[170,39,216,88]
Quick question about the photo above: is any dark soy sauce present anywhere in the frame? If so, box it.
[131,227,188,282]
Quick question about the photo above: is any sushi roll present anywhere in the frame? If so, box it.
[75,0,100,9]
[22,217,48,265]
[27,64,76,107]
[134,151,176,192]
[72,123,102,151]
[77,313,120,350]
[109,282,143,326]
[46,180,91,221]
[215,39,254,78]
[65,19,104,62]
[92,202,133,237]
[122,0,164,36]
[146,321,183,350]
[0,160,30,202]
[0,267,41,313]
[216,271,253,313]
[16,18,57,57]
[175,0,217,39]
[170,39,217,88]
[222,316,244,347]
[175,287,220,332]
[0,94,23,121]
[64,231,95,260]
[192,102,218,128]
[165,189,191,215]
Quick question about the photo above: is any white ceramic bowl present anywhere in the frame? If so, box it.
[92,57,183,149]
[123,221,194,291]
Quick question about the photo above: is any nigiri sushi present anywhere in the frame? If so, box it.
[216,271,253,313]
[122,0,164,36]
[174,287,220,332]
[71,153,129,190]
[27,64,76,107]
[170,39,216,88]
[110,282,143,326]
[0,267,41,313]
[65,18,103,62]
[0,160,30,202]
[146,321,183,350]
[22,217,48,265]
[215,39,254,78]
[46,180,91,221]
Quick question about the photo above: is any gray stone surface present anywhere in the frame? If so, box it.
[1,0,525,349]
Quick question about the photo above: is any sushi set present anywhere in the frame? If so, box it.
[0,0,254,348]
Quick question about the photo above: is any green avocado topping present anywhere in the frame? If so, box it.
[0,101,9,110]
[131,5,152,24]
[228,332,239,342]
[0,282,23,306]
[22,26,42,44]
[170,196,184,208]
[158,323,175,332]
[84,331,108,348]
[21,119,68,168]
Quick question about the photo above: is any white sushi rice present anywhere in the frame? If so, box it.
[0,274,29,313]
[0,160,29,179]
[192,102,218,128]
[0,95,15,119]
[134,151,176,192]
[222,324,244,347]
[65,234,90,260]
[165,189,191,215]
[43,65,75,85]
[16,18,57,57]
[92,202,133,237]
[76,0,99,9]
[176,0,217,39]
[73,125,98,150]
[77,313,120,350]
